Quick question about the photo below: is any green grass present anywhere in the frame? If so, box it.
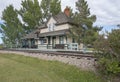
[0,53,104,82]
[86,48,95,51]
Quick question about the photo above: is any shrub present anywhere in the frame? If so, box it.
[94,28,120,77]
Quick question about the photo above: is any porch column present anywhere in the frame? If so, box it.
[64,36,67,44]
[50,36,52,44]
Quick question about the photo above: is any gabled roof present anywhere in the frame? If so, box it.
[37,12,74,29]
[22,30,38,39]
[38,24,47,29]
[22,12,74,39]
[53,12,73,25]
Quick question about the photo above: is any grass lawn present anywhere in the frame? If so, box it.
[0,53,104,82]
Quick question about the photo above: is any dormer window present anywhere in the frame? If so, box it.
[48,23,55,31]
[48,24,51,31]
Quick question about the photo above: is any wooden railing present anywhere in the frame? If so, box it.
[38,43,79,50]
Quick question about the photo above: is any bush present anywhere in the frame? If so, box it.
[98,58,120,75]
[94,28,120,77]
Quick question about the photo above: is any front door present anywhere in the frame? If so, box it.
[48,36,51,45]
[52,36,56,48]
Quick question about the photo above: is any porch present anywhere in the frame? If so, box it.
[38,43,79,51]
[21,39,38,48]
[37,29,80,50]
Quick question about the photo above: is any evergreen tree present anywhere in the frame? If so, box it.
[18,0,42,33]
[19,0,61,33]
[66,6,74,18]
[69,0,101,46]
[40,0,50,21]
[94,28,120,77]
[41,0,61,21]
[50,0,61,16]
[1,5,24,47]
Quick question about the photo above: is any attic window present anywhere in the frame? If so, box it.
[48,23,55,31]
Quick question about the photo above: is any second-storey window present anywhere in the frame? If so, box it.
[48,24,51,31]
[48,23,55,31]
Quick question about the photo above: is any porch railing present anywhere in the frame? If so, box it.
[38,43,78,50]
[67,43,78,50]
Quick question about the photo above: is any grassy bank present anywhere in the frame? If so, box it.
[0,53,104,82]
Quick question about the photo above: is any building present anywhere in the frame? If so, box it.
[22,7,83,50]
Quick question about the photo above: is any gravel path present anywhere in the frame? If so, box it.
[0,50,96,71]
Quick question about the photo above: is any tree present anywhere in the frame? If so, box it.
[1,5,24,47]
[66,6,74,18]
[19,0,61,33]
[40,0,50,21]
[41,0,61,21]
[18,0,42,33]
[108,29,120,60]
[50,0,61,16]
[69,0,101,46]
[94,28,120,79]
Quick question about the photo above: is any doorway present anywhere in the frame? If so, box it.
[52,36,56,48]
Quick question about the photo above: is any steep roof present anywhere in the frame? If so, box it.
[22,13,73,39]
[53,12,73,25]
[22,30,38,39]
[38,24,47,29]
[37,12,73,29]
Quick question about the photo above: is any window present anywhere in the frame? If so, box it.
[72,38,75,43]
[31,39,35,45]
[59,36,64,44]
[48,24,51,31]
[66,36,67,43]
[40,39,44,44]
[40,38,47,44]
[48,23,55,31]
[52,23,55,31]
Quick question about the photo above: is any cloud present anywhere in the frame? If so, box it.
[0,0,120,26]
[61,0,77,11]
[86,0,120,26]
[0,0,119,43]
[0,0,21,18]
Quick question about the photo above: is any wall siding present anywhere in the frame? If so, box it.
[40,17,72,33]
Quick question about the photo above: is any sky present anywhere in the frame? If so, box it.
[0,0,120,43]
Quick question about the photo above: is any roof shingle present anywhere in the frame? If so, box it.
[53,12,73,25]
[22,30,37,39]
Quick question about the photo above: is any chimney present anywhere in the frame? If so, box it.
[64,6,70,17]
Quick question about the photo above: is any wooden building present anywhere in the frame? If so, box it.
[22,7,83,50]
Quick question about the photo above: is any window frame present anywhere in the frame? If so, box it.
[59,36,64,44]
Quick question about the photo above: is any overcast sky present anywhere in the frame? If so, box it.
[0,0,119,43]
[0,0,120,26]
